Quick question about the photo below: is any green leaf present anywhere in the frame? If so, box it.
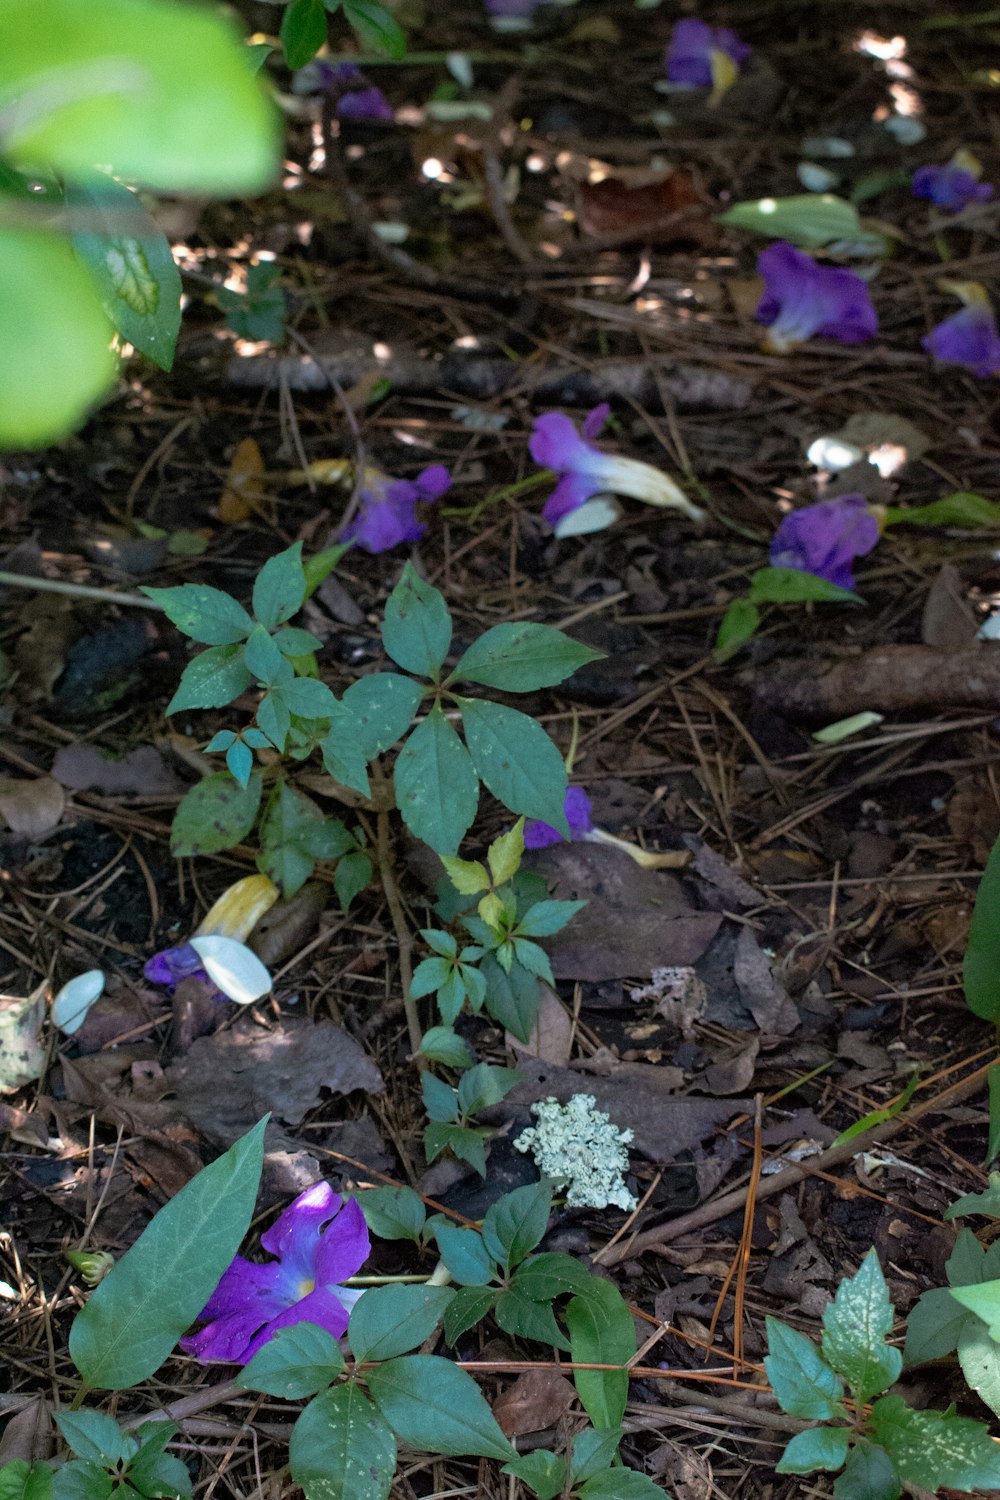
[870,1393,1000,1491]
[903,1286,969,1365]
[950,1276,1000,1336]
[516,900,585,939]
[578,1471,666,1500]
[0,1461,53,1500]
[958,1316,1000,1420]
[714,598,760,661]
[334,852,371,913]
[281,0,327,68]
[460,699,568,832]
[764,1318,845,1420]
[342,0,407,58]
[55,1412,129,1465]
[749,567,860,605]
[513,1253,596,1303]
[424,1122,488,1176]
[833,1439,900,1500]
[883,493,1000,529]
[320,705,372,798]
[456,1063,521,1117]
[366,1356,514,1460]
[50,1461,113,1500]
[394,709,479,855]
[443,1286,495,1345]
[422,928,457,959]
[166,645,252,713]
[569,1428,624,1483]
[989,1066,1000,1163]
[237,1322,345,1398]
[717,194,886,254]
[409,956,453,1001]
[290,1385,395,1500]
[141,585,253,645]
[776,1426,850,1475]
[218,263,285,343]
[501,1451,565,1500]
[67,171,181,371]
[480,954,540,1043]
[170,771,262,857]
[342,674,423,758]
[358,1186,426,1243]
[419,1026,475,1068]
[0,229,117,447]
[0,0,278,194]
[381,563,452,678]
[821,1251,901,1402]
[302,543,349,599]
[258,690,291,754]
[226,740,254,788]
[482,1182,552,1271]
[453,623,601,693]
[242,625,288,685]
[966,834,1000,1021]
[431,1222,497,1287]
[348,1284,454,1362]
[565,1278,635,1430]
[947,1173,1000,1220]
[69,1118,266,1389]
[495,1286,569,1352]
[488,820,524,886]
[129,1444,190,1500]
[253,543,306,630]
[422,1071,459,1123]
[439,856,490,896]
[258,783,334,896]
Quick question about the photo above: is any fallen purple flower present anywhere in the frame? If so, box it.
[181,1181,370,1363]
[342,465,451,553]
[769,493,879,590]
[665,18,750,88]
[292,60,393,120]
[756,242,878,353]
[922,303,1000,378]
[144,942,210,990]
[524,786,593,848]
[912,164,993,213]
[144,875,278,1002]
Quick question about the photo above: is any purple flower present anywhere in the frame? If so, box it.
[144,943,211,990]
[342,465,451,553]
[486,0,541,17]
[665,18,750,88]
[181,1182,370,1363]
[922,304,1000,378]
[770,494,879,590]
[292,60,393,120]
[912,165,993,213]
[525,787,593,849]
[529,405,703,533]
[756,242,878,353]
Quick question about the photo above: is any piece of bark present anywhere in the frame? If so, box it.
[226,348,754,412]
[751,645,1000,719]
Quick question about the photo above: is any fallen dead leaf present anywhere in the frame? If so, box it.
[219,437,265,524]
[506,982,574,1066]
[576,169,717,248]
[0,1397,54,1465]
[921,563,977,648]
[50,743,184,796]
[732,926,797,1036]
[0,775,65,837]
[0,991,46,1093]
[493,1368,576,1439]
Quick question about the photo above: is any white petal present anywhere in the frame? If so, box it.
[52,970,106,1035]
[555,496,622,538]
[189,935,272,1005]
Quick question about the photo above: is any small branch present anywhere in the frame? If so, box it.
[371,760,422,1057]
[0,570,165,610]
[483,76,536,267]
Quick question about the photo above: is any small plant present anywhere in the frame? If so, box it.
[765,1248,1000,1496]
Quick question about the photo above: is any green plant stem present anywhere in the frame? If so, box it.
[371,760,422,1057]
[0,570,165,610]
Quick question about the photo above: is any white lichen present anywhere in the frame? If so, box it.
[514,1094,637,1211]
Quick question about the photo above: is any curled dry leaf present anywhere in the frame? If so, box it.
[577,167,718,247]
[0,774,65,838]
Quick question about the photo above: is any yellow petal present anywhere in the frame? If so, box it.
[708,48,739,107]
[196,874,279,942]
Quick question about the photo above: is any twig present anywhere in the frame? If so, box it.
[0,571,165,610]
[483,76,536,267]
[370,759,422,1056]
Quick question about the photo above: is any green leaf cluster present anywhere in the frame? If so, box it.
[421,1063,522,1176]
[715,565,862,662]
[51,1415,190,1500]
[905,1228,1000,1421]
[767,1248,1000,1496]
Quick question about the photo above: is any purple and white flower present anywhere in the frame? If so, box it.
[912,162,993,213]
[525,786,685,869]
[922,303,1000,378]
[769,493,879,590]
[529,405,703,537]
[756,242,878,353]
[292,61,393,121]
[665,18,750,89]
[342,464,451,553]
[181,1182,370,1363]
[144,875,277,1004]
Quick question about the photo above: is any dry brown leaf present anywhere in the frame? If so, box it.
[219,437,265,523]
[506,982,573,1066]
[0,775,65,837]
[0,1397,54,1465]
[0,991,46,1093]
[51,743,183,796]
[577,169,716,247]
[493,1369,576,1439]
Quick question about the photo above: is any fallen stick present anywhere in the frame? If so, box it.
[751,644,1000,719]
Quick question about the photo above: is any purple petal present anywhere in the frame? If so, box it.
[343,482,424,553]
[529,412,592,471]
[314,1197,371,1286]
[912,165,993,213]
[338,87,394,121]
[143,943,209,988]
[541,471,602,528]
[769,494,879,590]
[523,818,564,849]
[242,1286,353,1361]
[922,304,1000,378]
[581,403,611,442]
[756,243,877,350]
[415,465,452,501]
[180,1257,290,1363]
[564,786,594,838]
[665,18,749,87]
[261,1181,340,1260]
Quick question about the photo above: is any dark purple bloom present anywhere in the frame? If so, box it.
[292,60,393,120]
[912,165,993,213]
[181,1182,370,1364]
[342,465,451,553]
[144,943,211,990]
[922,304,1000,378]
[524,787,593,849]
[756,242,878,353]
[665,18,750,88]
[770,494,878,590]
